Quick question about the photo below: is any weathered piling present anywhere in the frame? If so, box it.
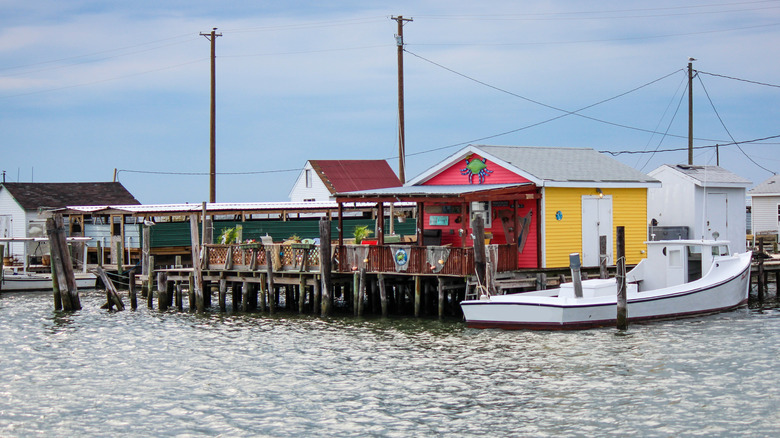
[265,248,276,314]
[757,238,765,301]
[319,219,332,316]
[616,226,628,330]
[46,214,81,311]
[218,277,227,312]
[94,266,125,311]
[437,277,445,319]
[146,256,155,309]
[378,273,388,317]
[157,271,168,311]
[414,276,422,317]
[128,271,138,310]
[189,213,205,312]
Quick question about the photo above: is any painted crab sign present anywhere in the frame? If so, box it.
[460,155,493,184]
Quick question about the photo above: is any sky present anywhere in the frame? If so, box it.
[2,0,780,204]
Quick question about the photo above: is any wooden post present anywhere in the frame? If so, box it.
[116,241,124,275]
[437,277,445,319]
[142,225,150,277]
[219,277,227,312]
[50,246,62,311]
[243,279,252,312]
[187,274,195,311]
[414,276,422,317]
[616,226,628,330]
[189,213,205,312]
[265,248,276,314]
[599,235,608,279]
[358,269,366,316]
[295,276,303,313]
[319,219,333,316]
[311,275,322,315]
[147,256,155,309]
[94,266,125,311]
[157,271,168,311]
[259,273,268,312]
[757,238,765,301]
[46,214,80,310]
[175,281,183,311]
[96,241,103,268]
[472,216,487,292]
[378,273,388,317]
[570,253,583,298]
[128,272,137,310]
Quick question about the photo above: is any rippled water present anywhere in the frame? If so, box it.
[0,290,778,437]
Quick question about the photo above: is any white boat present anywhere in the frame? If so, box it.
[461,240,752,330]
[1,270,97,292]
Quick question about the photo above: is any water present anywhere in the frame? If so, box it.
[0,291,778,437]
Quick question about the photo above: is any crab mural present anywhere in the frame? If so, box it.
[460,156,493,184]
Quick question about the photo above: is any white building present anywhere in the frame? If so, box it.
[289,160,401,202]
[747,174,780,240]
[647,164,751,253]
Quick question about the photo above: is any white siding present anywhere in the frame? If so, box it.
[0,188,28,258]
[751,196,780,235]
[288,162,333,202]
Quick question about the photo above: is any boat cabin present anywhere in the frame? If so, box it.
[628,240,731,291]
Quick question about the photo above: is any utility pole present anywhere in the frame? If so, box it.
[391,16,412,184]
[201,28,222,203]
[688,58,695,165]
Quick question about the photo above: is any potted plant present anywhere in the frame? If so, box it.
[219,226,242,244]
[353,225,373,244]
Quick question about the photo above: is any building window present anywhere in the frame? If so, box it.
[470,201,491,227]
[305,169,312,188]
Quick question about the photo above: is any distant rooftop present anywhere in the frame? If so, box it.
[653,164,751,187]
[310,160,401,194]
[1,182,140,210]
[748,174,780,195]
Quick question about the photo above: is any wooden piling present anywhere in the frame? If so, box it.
[157,271,168,311]
[414,276,422,317]
[265,248,276,314]
[243,280,253,312]
[189,213,205,312]
[319,219,333,317]
[757,238,765,301]
[232,282,241,311]
[116,241,124,275]
[472,216,487,292]
[175,281,183,311]
[94,266,125,311]
[187,273,196,311]
[219,277,227,312]
[352,271,359,316]
[358,268,366,317]
[437,277,445,319]
[146,256,155,309]
[616,226,628,330]
[299,275,306,314]
[378,273,388,317]
[128,272,137,310]
[313,275,321,314]
[46,214,80,310]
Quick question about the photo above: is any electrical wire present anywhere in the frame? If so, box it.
[696,74,776,173]
[698,71,780,88]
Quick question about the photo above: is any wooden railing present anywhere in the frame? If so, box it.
[205,243,517,276]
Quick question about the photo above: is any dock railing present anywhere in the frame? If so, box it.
[204,242,518,276]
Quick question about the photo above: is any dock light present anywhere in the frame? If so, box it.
[596,188,604,198]
[438,259,444,265]
[363,258,369,263]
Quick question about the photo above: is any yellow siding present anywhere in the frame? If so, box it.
[544,187,648,268]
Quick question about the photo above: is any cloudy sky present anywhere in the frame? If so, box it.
[2,1,779,204]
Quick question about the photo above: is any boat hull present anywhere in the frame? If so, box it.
[461,252,752,330]
[1,272,97,292]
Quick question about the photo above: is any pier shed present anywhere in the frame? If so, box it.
[349,145,660,269]
[0,182,139,263]
[648,164,751,253]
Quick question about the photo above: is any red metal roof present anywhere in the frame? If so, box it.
[309,160,401,194]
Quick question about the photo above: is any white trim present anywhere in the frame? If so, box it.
[540,187,546,268]
[543,181,661,189]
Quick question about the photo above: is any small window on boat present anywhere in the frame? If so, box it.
[669,249,682,267]
[712,245,729,256]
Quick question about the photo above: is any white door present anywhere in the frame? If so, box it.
[705,193,728,241]
[582,196,613,266]
[0,215,11,239]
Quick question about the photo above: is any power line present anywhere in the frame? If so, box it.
[696,74,776,173]
[116,168,303,177]
[698,70,780,88]
[600,134,780,155]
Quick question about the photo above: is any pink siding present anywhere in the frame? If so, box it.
[423,154,530,186]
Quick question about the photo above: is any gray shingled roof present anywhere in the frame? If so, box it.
[474,145,658,183]
[748,174,780,195]
[1,182,140,210]
[657,164,751,186]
